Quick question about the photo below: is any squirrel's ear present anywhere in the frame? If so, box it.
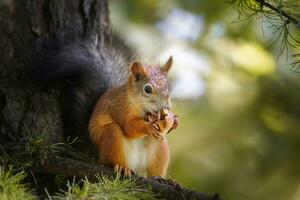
[130,61,146,81]
[161,56,173,74]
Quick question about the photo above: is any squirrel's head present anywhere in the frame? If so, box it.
[128,56,173,113]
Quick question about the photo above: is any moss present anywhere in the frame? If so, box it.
[52,175,157,200]
[0,166,157,200]
[0,167,37,200]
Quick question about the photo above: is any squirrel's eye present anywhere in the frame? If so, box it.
[144,85,152,94]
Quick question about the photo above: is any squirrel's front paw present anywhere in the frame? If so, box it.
[146,123,163,140]
[154,114,174,135]
[145,109,175,139]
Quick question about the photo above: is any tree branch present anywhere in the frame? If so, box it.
[254,0,298,24]
[34,156,221,200]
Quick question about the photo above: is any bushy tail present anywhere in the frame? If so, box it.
[32,38,131,144]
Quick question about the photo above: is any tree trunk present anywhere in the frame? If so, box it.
[0,0,110,144]
[0,1,221,199]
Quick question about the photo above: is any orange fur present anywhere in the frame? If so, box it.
[148,137,170,177]
[88,60,177,177]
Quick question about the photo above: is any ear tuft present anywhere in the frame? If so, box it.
[131,61,146,81]
[162,56,173,74]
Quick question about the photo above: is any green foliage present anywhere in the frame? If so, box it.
[0,108,86,172]
[0,167,37,200]
[0,167,156,200]
[0,137,77,171]
[231,0,300,69]
[51,175,156,200]
[175,0,224,22]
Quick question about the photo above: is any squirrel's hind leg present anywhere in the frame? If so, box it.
[97,123,133,175]
[147,137,170,178]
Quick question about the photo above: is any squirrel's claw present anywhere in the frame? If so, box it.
[147,124,162,140]
[153,122,161,131]
[114,164,121,174]
[114,164,135,178]
[151,129,162,140]
[145,112,157,123]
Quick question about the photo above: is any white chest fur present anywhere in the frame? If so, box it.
[123,136,158,176]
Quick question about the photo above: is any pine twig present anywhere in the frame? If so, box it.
[254,0,298,24]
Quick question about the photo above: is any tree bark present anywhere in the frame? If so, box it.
[0,0,110,144]
[0,1,221,199]
[36,155,220,200]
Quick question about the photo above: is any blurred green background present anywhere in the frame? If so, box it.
[109,1,300,200]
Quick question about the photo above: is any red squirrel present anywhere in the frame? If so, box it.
[33,41,179,177]
[89,58,179,177]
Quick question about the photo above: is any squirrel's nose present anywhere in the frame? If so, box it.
[158,99,170,110]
